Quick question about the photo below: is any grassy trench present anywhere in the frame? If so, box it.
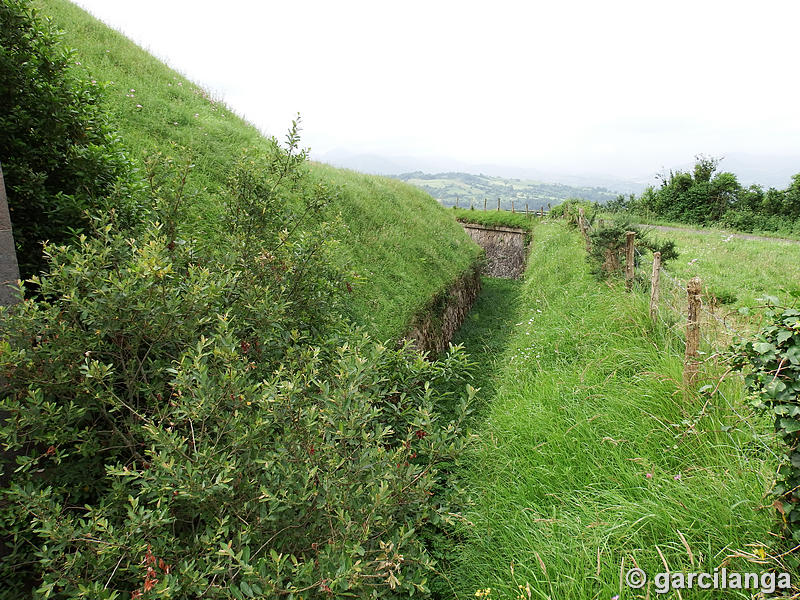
[444,222,775,599]
[451,277,526,414]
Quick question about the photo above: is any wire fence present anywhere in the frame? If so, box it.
[576,209,754,382]
[444,197,552,217]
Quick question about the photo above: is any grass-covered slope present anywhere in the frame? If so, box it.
[451,207,536,231]
[33,0,480,340]
[448,223,773,599]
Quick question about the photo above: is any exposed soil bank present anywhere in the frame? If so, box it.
[405,263,482,355]
[460,222,529,278]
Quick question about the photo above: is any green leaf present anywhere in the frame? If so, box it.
[779,419,800,434]
[765,379,787,398]
[787,346,800,365]
[754,342,776,354]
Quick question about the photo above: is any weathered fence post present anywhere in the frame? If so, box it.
[497,198,500,211]
[684,276,702,386]
[540,206,544,218]
[526,203,529,218]
[484,198,487,211]
[511,200,515,213]
[649,251,661,321]
[625,231,635,291]
[456,196,459,209]
[578,207,591,252]
[0,162,20,306]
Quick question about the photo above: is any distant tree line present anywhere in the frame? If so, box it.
[606,155,800,235]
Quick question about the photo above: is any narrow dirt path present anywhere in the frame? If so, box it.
[642,224,800,245]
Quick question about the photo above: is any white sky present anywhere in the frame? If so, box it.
[71,0,800,181]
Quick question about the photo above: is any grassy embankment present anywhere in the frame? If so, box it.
[35,0,481,340]
[451,207,538,231]
[446,222,775,599]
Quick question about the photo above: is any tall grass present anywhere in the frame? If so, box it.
[32,0,481,340]
[446,223,775,599]
[647,227,800,310]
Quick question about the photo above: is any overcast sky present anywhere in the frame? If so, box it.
[71,0,800,183]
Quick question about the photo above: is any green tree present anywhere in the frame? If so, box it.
[708,171,740,221]
[692,154,720,183]
[0,0,137,279]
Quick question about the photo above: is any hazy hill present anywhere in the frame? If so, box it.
[318,148,647,194]
[393,171,620,211]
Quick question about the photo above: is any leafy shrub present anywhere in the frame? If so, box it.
[549,198,597,226]
[586,218,678,279]
[0,0,139,279]
[0,133,474,598]
[732,305,800,568]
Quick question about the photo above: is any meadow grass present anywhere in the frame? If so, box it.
[608,213,800,242]
[33,0,481,341]
[646,226,800,311]
[446,222,775,599]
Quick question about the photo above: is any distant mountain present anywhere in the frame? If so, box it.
[316,149,800,195]
[393,172,620,210]
[316,149,645,195]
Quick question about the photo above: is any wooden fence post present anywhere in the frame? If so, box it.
[497,198,500,211]
[625,231,635,291]
[484,198,487,211]
[456,196,459,209]
[649,251,661,321]
[512,200,515,213]
[684,276,702,386]
[578,207,591,252]
[526,203,529,218]
[540,206,544,218]
[0,161,20,306]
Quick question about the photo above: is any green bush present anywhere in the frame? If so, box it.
[0,136,474,598]
[0,0,139,279]
[732,305,800,566]
[549,198,597,225]
[585,218,678,280]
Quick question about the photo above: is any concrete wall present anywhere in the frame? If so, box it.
[0,163,20,305]
[460,222,528,279]
[405,263,482,356]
